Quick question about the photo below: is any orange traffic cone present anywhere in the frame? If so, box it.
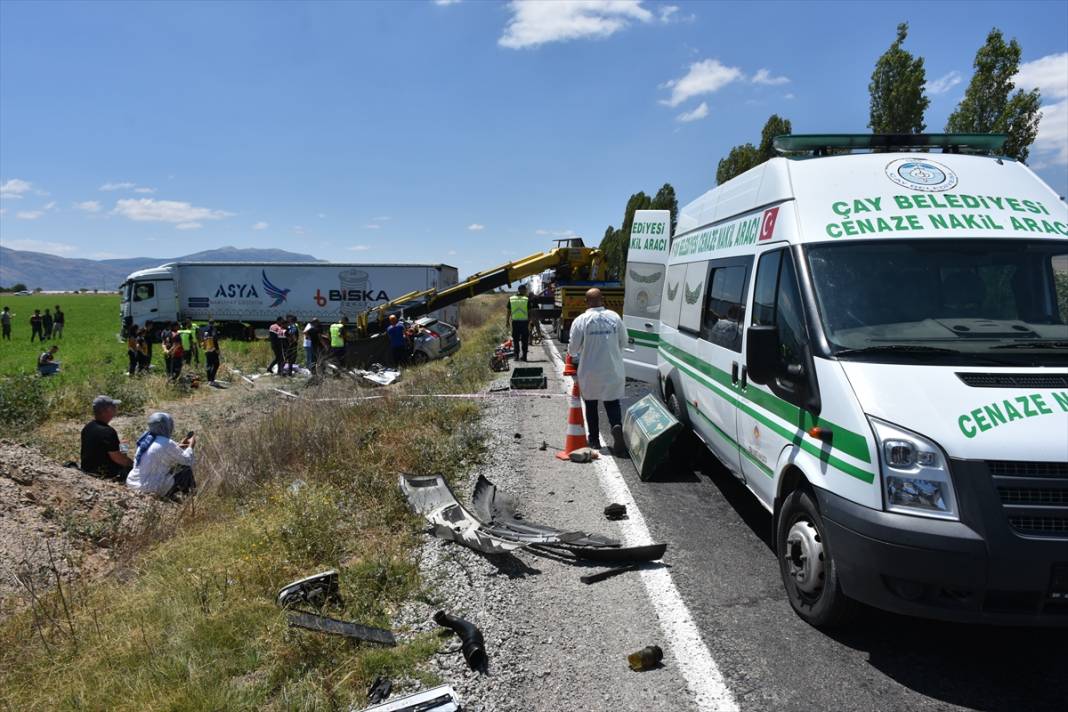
[563,353,577,376]
[556,379,592,460]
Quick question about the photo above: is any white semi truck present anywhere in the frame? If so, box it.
[119,261,459,336]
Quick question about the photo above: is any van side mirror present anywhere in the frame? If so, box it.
[746,325,778,385]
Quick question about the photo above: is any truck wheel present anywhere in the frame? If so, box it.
[665,389,697,469]
[776,488,856,628]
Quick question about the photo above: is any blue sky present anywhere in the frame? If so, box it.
[1,0,1066,274]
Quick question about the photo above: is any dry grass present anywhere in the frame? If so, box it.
[0,301,508,711]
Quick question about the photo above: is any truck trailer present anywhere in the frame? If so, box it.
[119,262,459,336]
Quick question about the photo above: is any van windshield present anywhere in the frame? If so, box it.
[805,239,1068,367]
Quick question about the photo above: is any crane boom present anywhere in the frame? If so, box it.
[356,245,604,334]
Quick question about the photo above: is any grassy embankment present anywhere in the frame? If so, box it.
[0,293,279,436]
[0,295,508,711]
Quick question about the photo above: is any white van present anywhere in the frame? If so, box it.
[625,134,1068,627]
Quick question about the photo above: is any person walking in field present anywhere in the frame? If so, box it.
[42,308,54,340]
[29,309,43,342]
[567,287,627,456]
[144,320,156,367]
[1,306,11,340]
[303,318,321,370]
[126,412,196,499]
[201,319,221,384]
[52,305,65,339]
[329,316,348,367]
[178,320,196,368]
[127,328,141,376]
[285,315,300,375]
[137,327,150,373]
[267,316,286,375]
[506,284,531,361]
[163,322,184,380]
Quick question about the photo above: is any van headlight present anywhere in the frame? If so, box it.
[868,416,958,520]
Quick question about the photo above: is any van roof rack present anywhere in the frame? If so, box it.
[773,133,1008,157]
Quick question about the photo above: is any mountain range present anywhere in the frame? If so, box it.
[0,246,321,291]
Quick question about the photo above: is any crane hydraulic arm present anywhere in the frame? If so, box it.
[356,245,604,335]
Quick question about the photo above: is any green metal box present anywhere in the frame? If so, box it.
[623,394,682,481]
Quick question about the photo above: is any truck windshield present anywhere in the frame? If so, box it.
[805,239,1068,367]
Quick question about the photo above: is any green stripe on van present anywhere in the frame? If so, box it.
[660,347,875,484]
[628,329,660,346]
[687,403,774,477]
[658,341,872,464]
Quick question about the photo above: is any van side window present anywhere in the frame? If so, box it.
[133,283,155,302]
[677,261,709,334]
[702,263,750,352]
[660,263,687,329]
[752,250,782,327]
[624,261,666,320]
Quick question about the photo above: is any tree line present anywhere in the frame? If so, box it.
[598,25,1044,278]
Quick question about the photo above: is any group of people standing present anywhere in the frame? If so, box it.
[0,304,65,341]
[127,319,221,384]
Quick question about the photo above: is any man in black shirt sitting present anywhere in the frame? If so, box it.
[80,395,133,481]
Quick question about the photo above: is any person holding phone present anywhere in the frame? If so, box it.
[126,412,196,498]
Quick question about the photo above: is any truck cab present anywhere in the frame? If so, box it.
[120,265,178,335]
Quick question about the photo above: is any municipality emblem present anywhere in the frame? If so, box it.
[885,158,958,192]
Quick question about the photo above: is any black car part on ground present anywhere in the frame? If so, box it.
[470,474,667,563]
[433,610,488,672]
[398,473,667,563]
[367,676,393,704]
[286,611,397,646]
[580,563,640,585]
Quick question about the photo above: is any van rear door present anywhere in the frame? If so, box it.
[622,210,671,383]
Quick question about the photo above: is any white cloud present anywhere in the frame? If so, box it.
[176,222,202,230]
[364,223,381,230]
[784,93,796,100]
[99,181,135,191]
[2,239,78,254]
[499,0,653,49]
[1014,52,1068,100]
[659,5,677,22]
[318,213,327,219]
[752,68,790,86]
[676,101,709,123]
[293,226,305,235]
[372,215,391,221]
[434,0,461,5]
[16,210,44,220]
[1014,53,1068,167]
[447,249,458,255]
[926,70,962,96]
[113,198,233,224]
[1,178,32,199]
[535,229,550,235]
[348,244,372,251]
[43,201,56,211]
[658,4,694,24]
[660,58,742,107]
[133,186,156,194]
[252,221,269,230]
[467,223,485,231]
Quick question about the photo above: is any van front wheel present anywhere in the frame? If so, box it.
[776,489,856,628]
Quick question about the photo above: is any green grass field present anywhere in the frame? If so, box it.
[0,293,270,432]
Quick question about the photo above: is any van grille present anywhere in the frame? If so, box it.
[989,460,1068,538]
[956,372,1068,388]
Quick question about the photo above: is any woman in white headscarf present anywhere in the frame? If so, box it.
[126,412,196,497]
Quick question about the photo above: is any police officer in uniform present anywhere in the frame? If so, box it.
[507,284,531,361]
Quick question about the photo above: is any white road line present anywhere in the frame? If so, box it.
[545,339,739,712]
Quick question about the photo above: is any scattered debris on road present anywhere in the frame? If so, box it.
[357,684,461,712]
[567,447,598,463]
[603,503,627,520]
[434,610,488,672]
[367,675,393,704]
[277,569,342,609]
[580,563,639,585]
[626,645,663,672]
[286,611,397,646]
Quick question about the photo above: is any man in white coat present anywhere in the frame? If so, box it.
[567,288,627,456]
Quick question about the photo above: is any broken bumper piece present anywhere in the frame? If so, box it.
[356,684,461,712]
[399,474,666,563]
[286,611,397,646]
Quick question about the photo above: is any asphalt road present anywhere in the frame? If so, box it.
[554,337,1067,712]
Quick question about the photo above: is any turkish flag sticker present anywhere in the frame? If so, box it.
[759,207,780,241]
